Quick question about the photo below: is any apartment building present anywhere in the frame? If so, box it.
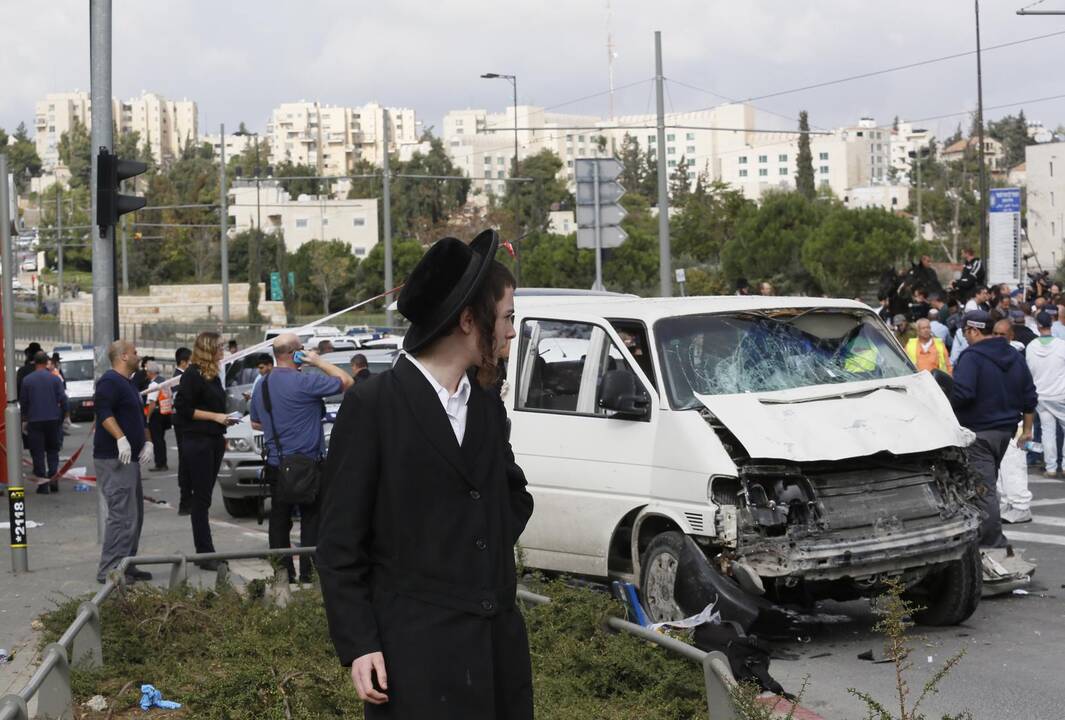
[1025,142,1065,270]
[889,122,934,184]
[35,90,198,168]
[227,181,379,256]
[718,117,894,203]
[265,101,419,175]
[202,132,257,162]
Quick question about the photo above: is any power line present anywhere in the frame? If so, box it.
[665,77,832,132]
[684,28,1065,110]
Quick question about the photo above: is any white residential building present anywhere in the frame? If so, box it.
[1025,142,1065,270]
[843,185,910,211]
[202,132,256,162]
[35,90,198,168]
[227,182,379,257]
[889,122,934,184]
[719,117,894,203]
[265,101,419,175]
[444,103,901,210]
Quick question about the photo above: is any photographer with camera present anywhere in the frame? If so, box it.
[953,248,985,303]
[250,333,353,583]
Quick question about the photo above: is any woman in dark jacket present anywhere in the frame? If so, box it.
[174,331,234,569]
[317,230,534,719]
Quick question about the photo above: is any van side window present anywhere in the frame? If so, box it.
[609,320,656,388]
[516,320,594,412]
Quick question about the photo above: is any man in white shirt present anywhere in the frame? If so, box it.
[964,286,990,313]
[1052,305,1065,341]
[1026,311,1065,478]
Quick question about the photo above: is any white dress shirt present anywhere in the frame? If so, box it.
[406,355,471,445]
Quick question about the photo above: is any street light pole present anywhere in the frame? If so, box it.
[975,0,989,263]
[481,72,521,283]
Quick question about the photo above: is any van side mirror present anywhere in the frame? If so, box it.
[599,369,651,420]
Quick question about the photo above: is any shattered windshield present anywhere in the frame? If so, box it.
[655,309,913,409]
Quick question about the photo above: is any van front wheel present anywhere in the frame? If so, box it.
[639,531,688,624]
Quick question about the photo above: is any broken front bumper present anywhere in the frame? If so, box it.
[741,510,980,581]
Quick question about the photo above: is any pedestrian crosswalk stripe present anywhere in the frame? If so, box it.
[1002,530,1065,547]
[1030,515,1065,528]
[1029,498,1065,507]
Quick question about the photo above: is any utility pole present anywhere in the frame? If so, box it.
[2,154,30,573]
[90,0,117,361]
[975,0,989,263]
[56,183,63,300]
[120,216,128,292]
[219,122,229,323]
[654,31,672,297]
[382,111,394,328]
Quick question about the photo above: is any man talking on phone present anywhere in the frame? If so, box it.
[250,333,353,583]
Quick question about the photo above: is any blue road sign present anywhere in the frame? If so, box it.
[989,187,1022,213]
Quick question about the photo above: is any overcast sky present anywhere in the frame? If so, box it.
[4,0,1065,144]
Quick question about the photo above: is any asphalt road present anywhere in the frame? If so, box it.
[11,421,1065,719]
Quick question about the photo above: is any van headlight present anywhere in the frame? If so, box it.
[227,437,253,453]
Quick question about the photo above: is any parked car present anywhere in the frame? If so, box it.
[54,348,97,420]
[218,348,399,517]
[20,258,37,272]
[506,295,982,627]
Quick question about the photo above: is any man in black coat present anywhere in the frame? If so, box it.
[317,229,534,719]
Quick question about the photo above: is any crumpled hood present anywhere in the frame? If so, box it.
[695,371,972,462]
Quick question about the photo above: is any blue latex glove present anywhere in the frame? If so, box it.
[140,684,182,711]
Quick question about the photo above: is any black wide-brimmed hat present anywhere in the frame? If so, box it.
[398,229,499,353]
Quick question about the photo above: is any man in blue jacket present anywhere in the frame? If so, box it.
[19,351,67,493]
[951,310,1037,548]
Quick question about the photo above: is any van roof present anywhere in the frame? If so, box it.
[52,348,95,361]
[513,295,872,323]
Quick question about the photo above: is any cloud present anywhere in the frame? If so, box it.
[3,0,1064,143]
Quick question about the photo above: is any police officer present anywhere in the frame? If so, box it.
[951,310,1037,548]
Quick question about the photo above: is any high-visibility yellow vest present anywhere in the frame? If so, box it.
[905,337,949,372]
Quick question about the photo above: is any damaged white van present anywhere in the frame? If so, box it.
[508,295,982,627]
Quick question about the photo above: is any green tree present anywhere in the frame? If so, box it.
[987,111,1033,169]
[352,238,425,307]
[615,134,647,200]
[294,239,356,313]
[345,158,380,200]
[389,136,470,241]
[802,206,914,297]
[57,118,92,189]
[669,157,692,205]
[604,194,661,293]
[519,231,595,288]
[504,149,570,237]
[640,148,659,199]
[5,123,42,193]
[722,190,825,294]
[37,183,93,273]
[275,161,322,199]
[795,111,815,201]
[672,180,752,268]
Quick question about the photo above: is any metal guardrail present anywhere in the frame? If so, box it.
[515,589,739,720]
[0,547,312,720]
[0,552,738,720]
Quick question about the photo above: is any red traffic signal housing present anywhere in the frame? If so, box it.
[96,147,147,229]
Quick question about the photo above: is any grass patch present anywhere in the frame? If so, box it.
[40,579,708,719]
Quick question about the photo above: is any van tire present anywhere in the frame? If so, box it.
[223,496,259,518]
[638,531,688,624]
[909,541,982,626]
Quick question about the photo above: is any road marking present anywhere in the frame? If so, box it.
[1003,530,1065,547]
[1030,515,1065,528]
[1029,498,1065,507]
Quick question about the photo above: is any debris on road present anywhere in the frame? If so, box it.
[82,695,108,712]
[139,684,181,711]
[981,547,1036,597]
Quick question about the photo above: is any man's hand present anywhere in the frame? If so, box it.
[351,652,388,704]
[138,442,154,465]
[301,350,322,368]
[1017,429,1034,449]
[116,436,132,464]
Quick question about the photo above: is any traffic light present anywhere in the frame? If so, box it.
[96,147,147,230]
